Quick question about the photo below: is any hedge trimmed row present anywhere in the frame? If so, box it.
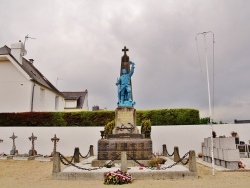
[0,108,199,126]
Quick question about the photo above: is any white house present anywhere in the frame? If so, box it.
[0,41,65,112]
[61,90,89,111]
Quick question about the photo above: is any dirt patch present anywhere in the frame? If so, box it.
[0,160,250,188]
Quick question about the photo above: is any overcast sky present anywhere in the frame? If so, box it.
[1,0,250,123]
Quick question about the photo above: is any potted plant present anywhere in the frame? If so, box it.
[141,119,151,138]
[231,131,238,137]
[231,131,239,144]
[104,120,115,138]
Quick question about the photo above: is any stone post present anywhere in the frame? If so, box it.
[174,146,180,162]
[89,145,94,156]
[52,152,61,173]
[189,150,197,173]
[121,151,127,172]
[162,144,167,156]
[74,147,80,163]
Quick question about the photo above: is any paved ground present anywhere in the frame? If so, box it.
[62,156,189,173]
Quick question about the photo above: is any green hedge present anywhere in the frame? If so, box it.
[136,108,200,125]
[0,108,199,126]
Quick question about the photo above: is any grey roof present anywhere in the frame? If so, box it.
[0,45,63,97]
[61,91,88,108]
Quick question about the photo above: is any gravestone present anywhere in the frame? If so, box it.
[94,47,152,165]
[10,132,18,155]
[51,134,60,156]
[28,133,38,156]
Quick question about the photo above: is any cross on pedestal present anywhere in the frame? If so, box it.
[122,46,129,55]
[29,133,37,151]
[10,132,18,155]
[51,134,60,155]
[10,132,17,149]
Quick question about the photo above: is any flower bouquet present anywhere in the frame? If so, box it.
[104,169,132,185]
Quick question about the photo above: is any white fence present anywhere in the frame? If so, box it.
[0,124,249,157]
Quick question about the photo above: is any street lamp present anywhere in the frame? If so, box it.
[195,31,215,175]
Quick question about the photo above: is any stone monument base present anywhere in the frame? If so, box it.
[97,137,152,161]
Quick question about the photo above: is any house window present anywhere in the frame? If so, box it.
[55,96,59,111]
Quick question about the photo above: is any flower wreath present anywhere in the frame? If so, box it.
[104,169,132,185]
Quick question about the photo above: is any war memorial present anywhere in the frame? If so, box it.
[50,47,198,181]
[0,47,249,184]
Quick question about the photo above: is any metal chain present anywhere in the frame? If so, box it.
[79,149,90,158]
[160,152,189,170]
[59,152,120,171]
[166,148,174,157]
[59,153,102,171]
[128,152,189,170]
[58,151,189,171]
[180,158,189,165]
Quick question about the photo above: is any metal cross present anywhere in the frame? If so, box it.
[51,134,60,154]
[29,133,37,151]
[122,46,129,55]
[10,132,17,148]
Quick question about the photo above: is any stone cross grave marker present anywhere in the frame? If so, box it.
[51,134,60,156]
[10,132,18,155]
[28,133,37,156]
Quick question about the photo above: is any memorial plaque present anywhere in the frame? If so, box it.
[113,107,139,134]
[97,138,153,160]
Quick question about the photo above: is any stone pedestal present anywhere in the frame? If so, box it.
[98,138,152,160]
[94,107,153,166]
[113,107,139,134]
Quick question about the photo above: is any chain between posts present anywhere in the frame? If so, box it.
[166,148,174,157]
[59,152,120,171]
[163,146,174,157]
[127,151,190,170]
[58,151,189,171]
[79,149,90,158]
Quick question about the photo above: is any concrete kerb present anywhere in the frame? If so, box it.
[52,170,197,180]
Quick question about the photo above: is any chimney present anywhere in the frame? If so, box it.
[29,59,34,64]
[10,41,27,64]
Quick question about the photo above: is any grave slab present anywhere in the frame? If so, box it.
[213,148,219,158]
[215,159,221,166]
[214,138,220,148]
[219,138,236,150]
[207,138,215,148]
[223,149,240,161]
[218,148,224,160]
[202,146,207,156]
[226,161,238,170]
[221,160,226,168]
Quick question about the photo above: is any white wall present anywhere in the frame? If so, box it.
[0,124,249,157]
[32,84,65,112]
[0,59,64,112]
[0,61,32,112]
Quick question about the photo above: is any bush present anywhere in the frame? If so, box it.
[141,119,151,134]
[137,108,200,125]
[0,108,200,126]
[104,120,115,138]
